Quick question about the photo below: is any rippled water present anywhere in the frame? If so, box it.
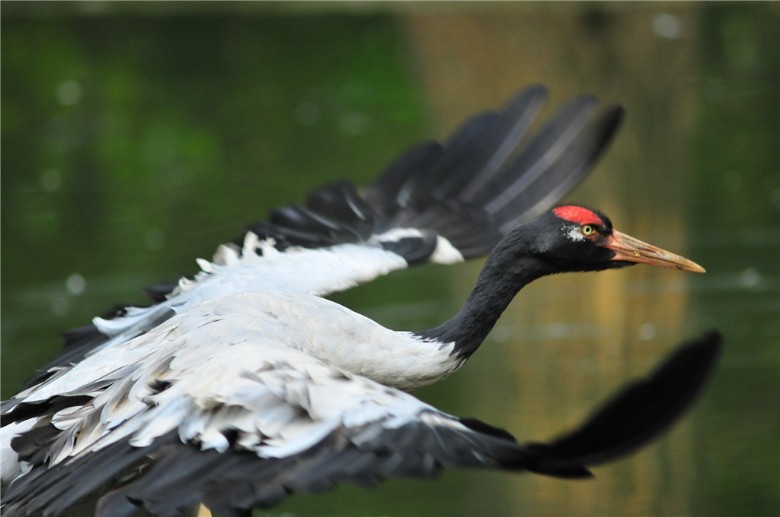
[3,3,778,516]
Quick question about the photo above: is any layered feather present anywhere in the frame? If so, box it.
[2,317,721,517]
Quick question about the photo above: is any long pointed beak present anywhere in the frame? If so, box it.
[604,230,706,273]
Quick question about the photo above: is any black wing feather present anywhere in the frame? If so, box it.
[244,85,622,260]
[524,330,722,472]
[2,332,721,517]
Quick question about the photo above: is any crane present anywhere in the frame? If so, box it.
[1,86,719,517]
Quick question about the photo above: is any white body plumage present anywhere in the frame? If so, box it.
[7,291,461,474]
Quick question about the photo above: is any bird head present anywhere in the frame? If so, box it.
[529,205,705,274]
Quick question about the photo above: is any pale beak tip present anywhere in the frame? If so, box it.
[689,263,707,274]
[676,258,706,274]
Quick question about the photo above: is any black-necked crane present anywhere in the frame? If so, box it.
[1,86,720,517]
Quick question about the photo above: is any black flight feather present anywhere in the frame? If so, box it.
[2,332,721,517]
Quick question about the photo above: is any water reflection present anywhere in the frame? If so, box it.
[2,3,778,517]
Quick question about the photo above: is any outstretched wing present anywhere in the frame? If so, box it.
[19,86,623,391]
[251,85,623,259]
[2,321,721,517]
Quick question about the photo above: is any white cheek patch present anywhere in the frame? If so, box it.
[563,224,585,242]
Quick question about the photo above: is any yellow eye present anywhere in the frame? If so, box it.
[580,224,596,236]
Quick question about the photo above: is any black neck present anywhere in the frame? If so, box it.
[417,231,556,358]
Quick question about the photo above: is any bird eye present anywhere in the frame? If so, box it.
[580,224,596,236]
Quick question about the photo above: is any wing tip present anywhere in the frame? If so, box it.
[519,330,723,476]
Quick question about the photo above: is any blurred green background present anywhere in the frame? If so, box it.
[2,2,779,516]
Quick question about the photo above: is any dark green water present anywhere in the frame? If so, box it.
[2,3,778,516]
